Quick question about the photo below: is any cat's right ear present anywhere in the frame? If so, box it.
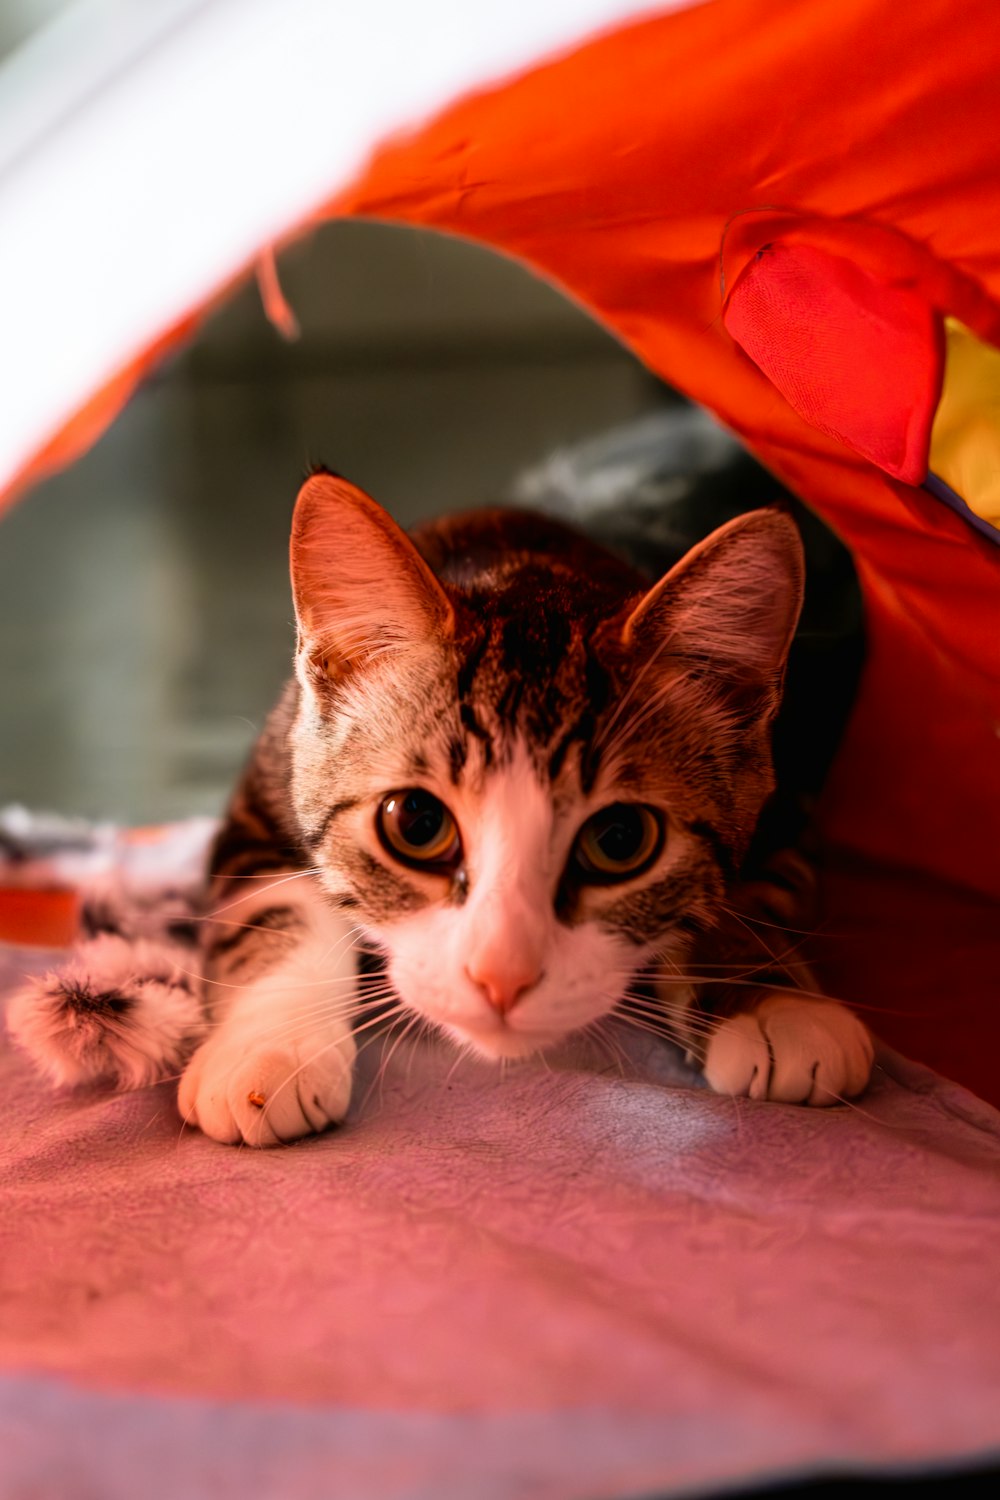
[290,472,454,687]
[619,508,805,708]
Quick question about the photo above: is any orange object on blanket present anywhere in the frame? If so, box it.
[0,888,79,950]
[3,0,1000,1098]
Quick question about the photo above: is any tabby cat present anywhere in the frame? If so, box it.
[8,473,873,1143]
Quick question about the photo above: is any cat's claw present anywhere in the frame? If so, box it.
[178,1032,353,1146]
[703,993,873,1106]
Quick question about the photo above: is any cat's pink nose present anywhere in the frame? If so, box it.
[465,959,541,1016]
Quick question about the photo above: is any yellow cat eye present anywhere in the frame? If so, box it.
[377,790,461,870]
[572,803,663,882]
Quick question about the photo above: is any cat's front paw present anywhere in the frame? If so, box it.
[703,993,873,1106]
[178,1029,354,1146]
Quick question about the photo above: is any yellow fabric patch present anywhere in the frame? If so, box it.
[929,319,1000,529]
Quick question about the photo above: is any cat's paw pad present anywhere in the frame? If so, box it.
[177,1031,353,1146]
[703,993,873,1106]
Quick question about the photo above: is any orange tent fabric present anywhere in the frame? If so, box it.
[326,0,1000,1100]
[5,0,1000,1097]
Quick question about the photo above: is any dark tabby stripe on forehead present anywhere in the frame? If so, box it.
[458,702,493,765]
[498,598,571,679]
[448,735,467,783]
[494,673,525,726]
[547,696,599,786]
[455,624,489,699]
[451,606,613,784]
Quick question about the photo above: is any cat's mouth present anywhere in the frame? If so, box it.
[441,1016,566,1061]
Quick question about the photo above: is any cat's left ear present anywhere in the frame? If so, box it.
[621,508,804,693]
[291,472,454,684]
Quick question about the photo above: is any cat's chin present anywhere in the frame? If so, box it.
[442,1020,563,1063]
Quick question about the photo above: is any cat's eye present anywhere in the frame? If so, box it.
[572,803,663,882]
[377,789,461,871]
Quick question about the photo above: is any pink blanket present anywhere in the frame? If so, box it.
[2,830,999,1498]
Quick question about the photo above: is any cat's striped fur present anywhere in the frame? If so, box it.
[8,475,872,1142]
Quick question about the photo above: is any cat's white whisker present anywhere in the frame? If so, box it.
[209,866,322,918]
[256,1004,409,1129]
[442,1042,472,1089]
[209,993,400,1050]
[365,1008,425,1113]
[190,967,373,994]
[588,1018,630,1078]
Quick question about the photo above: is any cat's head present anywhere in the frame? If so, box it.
[287,472,804,1060]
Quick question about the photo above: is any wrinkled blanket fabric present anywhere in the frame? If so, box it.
[1,823,999,1500]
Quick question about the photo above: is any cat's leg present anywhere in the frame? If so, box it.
[177,873,359,1146]
[660,849,874,1106]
